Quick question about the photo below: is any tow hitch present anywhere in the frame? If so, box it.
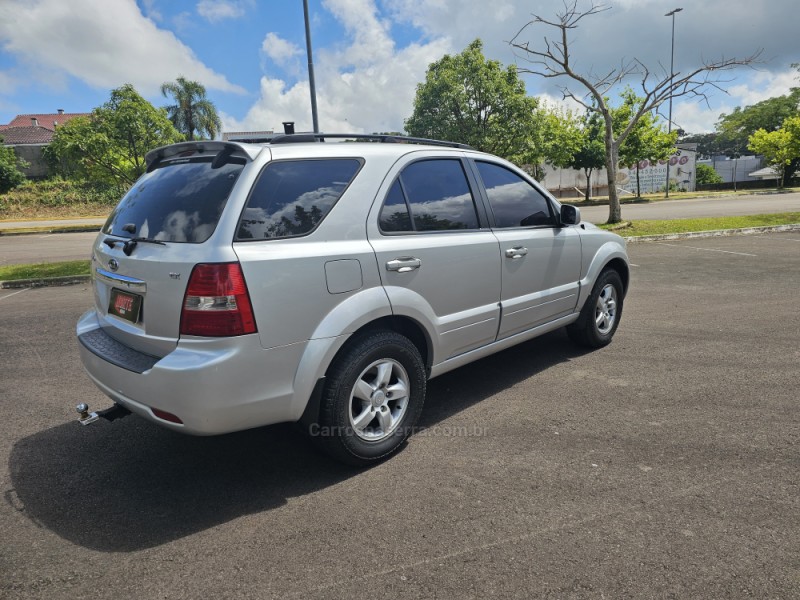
[76,403,131,425]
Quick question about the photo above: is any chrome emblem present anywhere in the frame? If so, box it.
[108,259,119,272]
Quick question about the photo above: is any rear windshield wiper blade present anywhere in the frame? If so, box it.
[103,236,166,256]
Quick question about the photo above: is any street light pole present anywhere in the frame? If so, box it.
[303,0,319,133]
[664,7,682,198]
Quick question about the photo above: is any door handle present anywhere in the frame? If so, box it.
[386,257,421,273]
[505,247,528,259]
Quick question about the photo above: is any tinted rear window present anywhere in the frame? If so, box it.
[236,159,361,240]
[103,157,244,243]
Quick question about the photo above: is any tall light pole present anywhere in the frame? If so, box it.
[303,0,319,133]
[664,7,682,198]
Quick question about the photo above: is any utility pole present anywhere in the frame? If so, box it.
[303,0,319,133]
[664,7,682,198]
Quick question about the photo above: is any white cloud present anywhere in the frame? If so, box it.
[262,33,302,68]
[0,71,19,95]
[727,68,798,107]
[196,0,251,23]
[230,0,450,134]
[0,0,243,95]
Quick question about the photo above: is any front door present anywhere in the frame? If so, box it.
[473,160,582,340]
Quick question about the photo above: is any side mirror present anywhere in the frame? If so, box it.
[560,204,581,226]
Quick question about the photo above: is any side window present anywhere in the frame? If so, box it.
[475,161,555,228]
[401,159,479,231]
[237,159,361,240]
[379,180,412,232]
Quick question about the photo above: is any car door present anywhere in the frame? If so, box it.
[367,155,501,362]
[472,159,582,340]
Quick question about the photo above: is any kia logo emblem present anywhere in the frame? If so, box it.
[108,259,119,272]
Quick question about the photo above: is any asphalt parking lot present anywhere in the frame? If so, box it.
[1,232,798,599]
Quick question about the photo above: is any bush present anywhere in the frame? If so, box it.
[0,178,123,219]
[0,146,26,194]
[696,163,724,185]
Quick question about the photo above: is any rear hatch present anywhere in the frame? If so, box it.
[90,142,258,357]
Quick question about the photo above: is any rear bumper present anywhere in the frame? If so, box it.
[76,310,308,435]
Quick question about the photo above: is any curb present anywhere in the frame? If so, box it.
[0,226,101,236]
[0,274,92,289]
[623,223,800,243]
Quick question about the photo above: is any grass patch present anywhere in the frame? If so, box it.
[0,179,119,220]
[599,212,800,237]
[0,260,90,281]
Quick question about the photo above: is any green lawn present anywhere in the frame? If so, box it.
[600,212,800,237]
[0,260,90,281]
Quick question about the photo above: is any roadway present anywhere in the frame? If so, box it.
[2,233,798,598]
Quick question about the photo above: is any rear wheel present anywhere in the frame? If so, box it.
[316,330,426,466]
[567,269,624,348]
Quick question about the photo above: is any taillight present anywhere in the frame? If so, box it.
[180,263,257,337]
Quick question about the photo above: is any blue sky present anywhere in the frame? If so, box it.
[1,0,797,136]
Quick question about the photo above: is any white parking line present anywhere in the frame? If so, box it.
[629,263,640,267]
[654,242,757,257]
[0,287,30,302]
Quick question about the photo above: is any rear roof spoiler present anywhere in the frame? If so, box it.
[145,141,264,172]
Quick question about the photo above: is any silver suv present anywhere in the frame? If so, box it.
[77,134,629,465]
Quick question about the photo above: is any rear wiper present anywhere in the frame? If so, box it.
[103,236,166,256]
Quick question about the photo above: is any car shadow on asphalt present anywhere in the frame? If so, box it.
[7,329,591,552]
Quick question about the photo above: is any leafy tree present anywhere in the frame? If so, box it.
[0,136,28,194]
[511,1,760,223]
[715,88,800,179]
[161,76,222,141]
[748,116,800,187]
[716,89,800,155]
[47,85,182,191]
[615,89,677,197]
[695,164,723,185]
[678,132,723,159]
[405,39,544,165]
[565,111,606,200]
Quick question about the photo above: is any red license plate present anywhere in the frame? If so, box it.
[108,289,142,323]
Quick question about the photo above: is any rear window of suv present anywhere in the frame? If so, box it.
[236,159,362,240]
[102,153,245,243]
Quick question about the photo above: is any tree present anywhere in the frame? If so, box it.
[405,39,545,165]
[47,84,182,191]
[615,89,677,197]
[0,137,27,194]
[161,76,222,141]
[510,1,760,223]
[695,164,723,185]
[748,116,800,188]
[564,111,606,200]
[678,132,723,159]
[716,89,800,156]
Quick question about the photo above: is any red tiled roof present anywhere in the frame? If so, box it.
[4,112,89,130]
[0,126,56,145]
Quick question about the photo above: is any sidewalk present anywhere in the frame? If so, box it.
[0,217,106,233]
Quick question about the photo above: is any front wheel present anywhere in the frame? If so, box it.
[567,269,624,348]
[315,330,426,466]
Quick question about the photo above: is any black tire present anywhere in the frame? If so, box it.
[567,269,624,348]
[315,330,426,466]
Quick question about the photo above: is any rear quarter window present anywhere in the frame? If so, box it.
[236,159,362,240]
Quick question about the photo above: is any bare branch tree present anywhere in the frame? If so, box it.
[510,0,762,223]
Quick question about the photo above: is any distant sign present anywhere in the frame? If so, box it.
[616,147,696,194]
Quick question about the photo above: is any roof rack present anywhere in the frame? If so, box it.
[254,132,473,150]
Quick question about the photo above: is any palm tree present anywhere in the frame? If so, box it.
[160,76,222,141]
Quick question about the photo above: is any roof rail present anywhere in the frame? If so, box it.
[265,132,474,150]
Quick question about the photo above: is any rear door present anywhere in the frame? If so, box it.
[367,155,501,361]
[471,160,582,340]
[90,144,251,356]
